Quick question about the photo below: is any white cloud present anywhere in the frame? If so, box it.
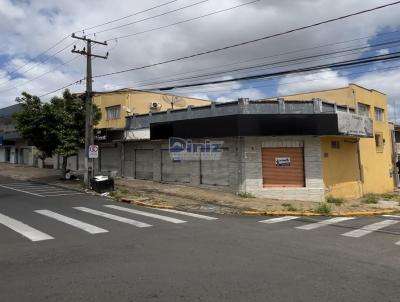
[0,0,400,108]
[377,48,390,55]
[277,69,349,95]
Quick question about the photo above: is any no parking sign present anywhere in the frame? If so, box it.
[88,145,99,159]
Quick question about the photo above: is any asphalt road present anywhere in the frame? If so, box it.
[1,175,400,302]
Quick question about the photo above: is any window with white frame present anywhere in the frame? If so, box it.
[374,107,384,122]
[106,105,121,120]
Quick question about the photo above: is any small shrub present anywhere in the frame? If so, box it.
[315,202,331,215]
[325,195,345,205]
[380,193,400,201]
[238,192,255,198]
[119,188,129,194]
[283,203,298,212]
[362,193,379,204]
[109,190,122,201]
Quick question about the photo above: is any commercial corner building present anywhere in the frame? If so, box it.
[92,84,395,202]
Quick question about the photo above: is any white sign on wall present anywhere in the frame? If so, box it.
[275,157,291,167]
[88,145,99,159]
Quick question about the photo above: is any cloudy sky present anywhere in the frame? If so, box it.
[1,0,400,120]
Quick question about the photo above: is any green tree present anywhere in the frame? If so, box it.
[13,90,101,177]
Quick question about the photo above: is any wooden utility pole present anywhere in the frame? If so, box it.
[71,33,108,188]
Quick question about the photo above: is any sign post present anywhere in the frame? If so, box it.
[88,145,99,179]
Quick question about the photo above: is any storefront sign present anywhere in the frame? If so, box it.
[275,157,291,166]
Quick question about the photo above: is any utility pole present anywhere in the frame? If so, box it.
[71,33,108,188]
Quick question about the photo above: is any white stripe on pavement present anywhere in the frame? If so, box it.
[259,216,299,224]
[41,193,84,197]
[296,217,355,230]
[73,207,151,228]
[0,212,54,242]
[104,205,186,224]
[342,220,399,238]
[0,184,43,197]
[382,215,400,219]
[156,208,218,220]
[35,210,108,234]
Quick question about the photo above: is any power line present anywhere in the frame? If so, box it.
[92,0,209,35]
[151,52,400,90]
[76,0,179,34]
[0,35,71,83]
[92,1,400,80]
[164,63,400,95]
[114,30,400,88]
[104,0,261,41]
[134,39,400,88]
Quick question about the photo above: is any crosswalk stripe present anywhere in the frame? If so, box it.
[156,208,218,220]
[0,212,54,242]
[342,220,399,238]
[74,207,152,228]
[104,205,186,224]
[41,193,83,197]
[382,215,400,219]
[259,216,299,224]
[296,217,355,230]
[0,184,43,197]
[35,210,108,234]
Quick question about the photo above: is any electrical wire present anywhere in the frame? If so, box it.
[104,0,261,41]
[92,0,209,35]
[92,1,400,80]
[75,0,179,34]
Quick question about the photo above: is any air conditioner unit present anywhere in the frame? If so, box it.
[150,102,161,110]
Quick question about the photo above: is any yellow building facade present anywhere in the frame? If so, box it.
[280,84,395,199]
[93,89,211,130]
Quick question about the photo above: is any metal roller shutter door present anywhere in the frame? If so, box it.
[100,146,120,173]
[161,150,191,183]
[200,150,230,186]
[262,147,305,187]
[135,150,153,180]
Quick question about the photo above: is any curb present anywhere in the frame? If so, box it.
[120,198,175,209]
[240,209,400,217]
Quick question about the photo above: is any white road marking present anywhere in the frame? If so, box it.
[41,192,84,197]
[6,185,55,189]
[259,216,299,224]
[0,212,54,242]
[104,205,186,224]
[35,210,108,234]
[342,220,399,238]
[74,207,152,228]
[296,217,355,230]
[156,208,218,220]
[18,187,63,191]
[0,184,43,197]
[382,215,400,219]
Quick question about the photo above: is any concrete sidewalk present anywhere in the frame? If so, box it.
[1,163,399,215]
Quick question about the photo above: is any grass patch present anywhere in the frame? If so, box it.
[314,202,331,215]
[282,203,298,212]
[109,190,123,201]
[380,193,400,201]
[119,188,129,194]
[325,195,345,205]
[238,192,256,198]
[361,193,379,204]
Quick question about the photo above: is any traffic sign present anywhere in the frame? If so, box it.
[88,145,99,159]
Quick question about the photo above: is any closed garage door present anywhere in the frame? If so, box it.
[100,145,121,174]
[135,149,153,180]
[161,150,191,183]
[200,149,230,186]
[262,147,304,187]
